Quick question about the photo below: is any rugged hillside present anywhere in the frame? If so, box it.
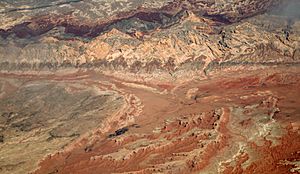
[1,0,299,79]
[0,0,299,174]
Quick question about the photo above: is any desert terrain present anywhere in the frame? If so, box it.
[0,0,299,173]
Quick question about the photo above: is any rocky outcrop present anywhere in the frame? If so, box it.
[0,1,299,79]
[30,69,300,174]
[0,1,300,174]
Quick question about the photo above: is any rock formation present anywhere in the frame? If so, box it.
[0,0,299,173]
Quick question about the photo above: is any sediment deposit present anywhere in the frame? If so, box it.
[0,0,299,173]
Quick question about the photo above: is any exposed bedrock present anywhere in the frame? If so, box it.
[0,18,299,78]
[30,69,300,174]
[0,76,124,174]
[0,0,284,38]
[0,1,299,79]
[0,1,300,174]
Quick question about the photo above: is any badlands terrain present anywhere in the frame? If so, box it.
[0,0,299,173]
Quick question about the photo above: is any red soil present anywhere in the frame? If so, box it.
[9,68,297,174]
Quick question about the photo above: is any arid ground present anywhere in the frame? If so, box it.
[0,0,300,174]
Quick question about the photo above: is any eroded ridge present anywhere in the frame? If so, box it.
[28,69,300,174]
[0,0,300,174]
[1,0,299,77]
